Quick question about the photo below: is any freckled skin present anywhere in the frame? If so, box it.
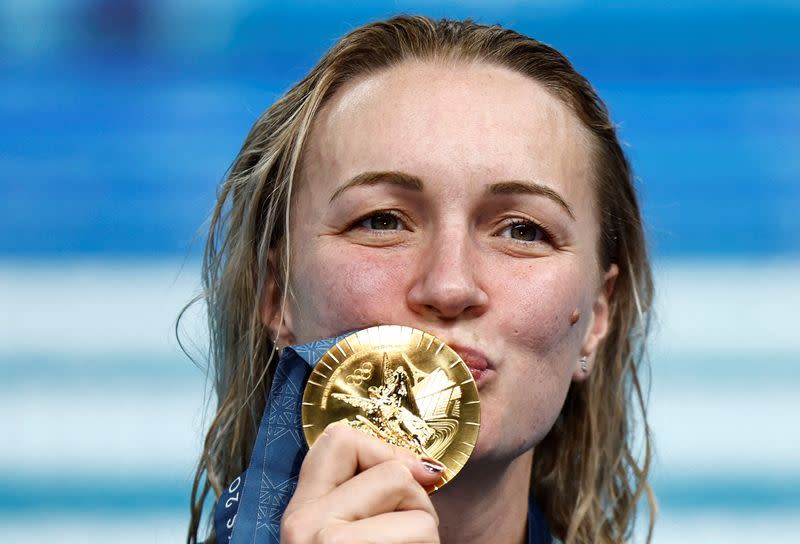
[276,60,612,467]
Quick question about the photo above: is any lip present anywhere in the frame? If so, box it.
[448,343,494,385]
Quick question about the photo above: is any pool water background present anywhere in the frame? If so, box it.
[1,1,798,542]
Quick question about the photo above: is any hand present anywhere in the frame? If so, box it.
[281,422,444,543]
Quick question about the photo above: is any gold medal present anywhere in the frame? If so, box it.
[301,325,480,492]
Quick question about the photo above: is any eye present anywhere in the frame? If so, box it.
[498,219,549,243]
[358,212,404,231]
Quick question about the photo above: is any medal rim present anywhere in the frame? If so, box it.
[301,325,481,492]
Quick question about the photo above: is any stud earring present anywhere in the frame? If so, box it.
[580,356,588,373]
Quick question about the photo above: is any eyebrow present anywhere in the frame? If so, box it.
[489,181,575,220]
[328,171,575,220]
[329,171,424,203]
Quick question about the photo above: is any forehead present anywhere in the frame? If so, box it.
[301,60,592,201]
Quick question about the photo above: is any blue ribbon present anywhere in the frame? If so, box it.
[215,334,351,544]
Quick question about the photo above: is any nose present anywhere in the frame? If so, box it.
[406,230,489,320]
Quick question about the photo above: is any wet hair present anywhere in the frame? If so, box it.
[186,15,655,544]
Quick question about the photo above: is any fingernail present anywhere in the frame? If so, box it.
[420,457,445,474]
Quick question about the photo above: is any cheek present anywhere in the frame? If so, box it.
[290,248,412,340]
[494,262,585,359]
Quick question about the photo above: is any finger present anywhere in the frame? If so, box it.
[293,422,444,502]
[319,510,440,544]
[314,459,438,524]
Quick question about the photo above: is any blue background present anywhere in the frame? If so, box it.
[1,1,798,542]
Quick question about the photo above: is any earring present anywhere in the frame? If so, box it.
[580,356,588,373]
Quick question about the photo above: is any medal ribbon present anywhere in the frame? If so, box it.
[215,334,350,544]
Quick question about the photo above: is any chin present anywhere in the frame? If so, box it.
[467,428,531,465]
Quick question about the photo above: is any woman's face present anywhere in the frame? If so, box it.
[268,60,616,463]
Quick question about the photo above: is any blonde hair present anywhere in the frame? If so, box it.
[186,15,655,544]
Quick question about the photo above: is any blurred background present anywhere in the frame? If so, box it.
[1,1,798,542]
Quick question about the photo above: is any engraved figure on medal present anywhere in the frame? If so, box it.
[332,352,460,458]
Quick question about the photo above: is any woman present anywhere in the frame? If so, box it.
[187,15,655,544]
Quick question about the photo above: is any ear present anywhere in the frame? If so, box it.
[260,250,296,349]
[573,263,618,381]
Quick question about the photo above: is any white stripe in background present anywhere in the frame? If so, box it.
[651,259,800,357]
[1,370,797,479]
[0,259,207,359]
[0,366,800,477]
[649,383,800,476]
[0,514,186,544]
[0,379,206,477]
[1,259,798,358]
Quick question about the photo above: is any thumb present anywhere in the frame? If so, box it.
[409,455,447,491]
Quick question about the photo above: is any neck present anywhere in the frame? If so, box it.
[432,449,533,544]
